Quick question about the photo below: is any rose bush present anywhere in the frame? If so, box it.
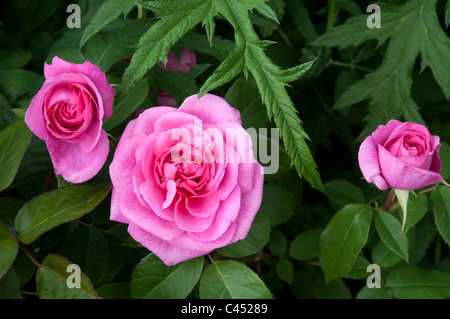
[358,119,443,190]
[24,56,115,183]
[109,93,264,266]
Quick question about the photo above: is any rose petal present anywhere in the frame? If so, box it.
[170,221,236,252]
[163,179,177,209]
[229,163,264,242]
[109,132,146,222]
[378,144,443,190]
[188,185,241,241]
[358,135,388,190]
[178,48,197,73]
[371,119,403,145]
[128,223,207,267]
[174,197,215,232]
[131,106,176,136]
[25,81,55,140]
[121,186,183,241]
[186,190,220,218]
[178,94,241,125]
[47,130,109,183]
[44,56,114,119]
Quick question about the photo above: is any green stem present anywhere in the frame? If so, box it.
[384,189,395,212]
[137,4,143,19]
[328,59,373,73]
[434,236,442,264]
[20,291,39,296]
[19,242,41,268]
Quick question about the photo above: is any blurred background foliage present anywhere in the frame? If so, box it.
[0,0,449,299]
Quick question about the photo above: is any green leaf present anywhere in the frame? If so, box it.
[152,67,199,104]
[14,139,53,199]
[439,142,450,180]
[319,204,373,283]
[217,212,270,258]
[198,43,246,96]
[0,50,32,69]
[374,210,409,262]
[386,266,450,299]
[0,197,25,233]
[178,32,234,61]
[431,186,450,245]
[225,75,267,129]
[36,254,99,299]
[324,179,365,211]
[372,240,401,269]
[244,45,323,191]
[58,226,111,287]
[80,0,136,47]
[0,69,43,103]
[0,267,22,299]
[344,255,371,280]
[15,183,111,244]
[131,254,204,299]
[258,185,296,226]
[289,228,322,261]
[103,78,150,131]
[276,257,294,284]
[356,286,393,299]
[312,276,352,299]
[85,19,152,72]
[268,229,288,257]
[446,0,450,29]
[285,0,318,43]
[199,260,273,299]
[135,0,322,190]
[121,0,213,92]
[404,193,428,232]
[0,120,32,191]
[97,282,131,299]
[0,222,19,279]
[315,0,449,136]
[420,0,450,99]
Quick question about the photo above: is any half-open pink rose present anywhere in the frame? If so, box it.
[25,57,114,183]
[109,94,264,266]
[358,119,443,190]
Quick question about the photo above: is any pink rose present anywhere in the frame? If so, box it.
[358,119,443,190]
[158,48,197,74]
[109,94,264,266]
[25,56,114,183]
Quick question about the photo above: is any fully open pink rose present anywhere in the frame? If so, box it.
[359,119,443,190]
[25,57,114,183]
[109,94,264,266]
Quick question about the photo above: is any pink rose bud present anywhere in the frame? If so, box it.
[358,119,443,190]
[109,94,264,266]
[157,48,197,74]
[157,91,177,106]
[25,56,115,183]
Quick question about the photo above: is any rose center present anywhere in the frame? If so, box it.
[155,147,209,197]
